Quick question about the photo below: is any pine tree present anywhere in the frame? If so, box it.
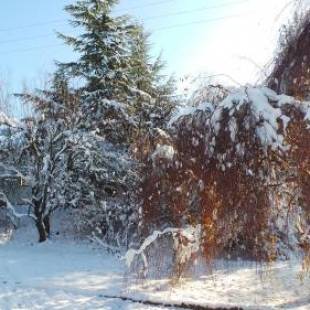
[128,26,177,134]
[54,0,177,246]
[57,0,136,143]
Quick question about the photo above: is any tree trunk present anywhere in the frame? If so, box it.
[43,216,50,237]
[36,219,48,243]
[33,198,50,242]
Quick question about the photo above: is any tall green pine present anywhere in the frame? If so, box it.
[58,0,136,143]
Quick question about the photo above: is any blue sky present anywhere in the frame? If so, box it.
[0,0,295,116]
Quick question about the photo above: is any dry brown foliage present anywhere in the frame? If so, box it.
[136,89,309,272]
[285,107,310,269]
[268,10,310,100]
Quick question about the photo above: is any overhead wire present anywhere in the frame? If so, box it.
[0,0,252,54]
[153,13,246,32]
[0,0,177,32]
[0,0,249,34]
[0,11,251,55]
[140,0,249,21]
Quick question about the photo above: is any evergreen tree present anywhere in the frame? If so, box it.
[53,0,178,246]
[58,0,136,143]
[128,26,177,134]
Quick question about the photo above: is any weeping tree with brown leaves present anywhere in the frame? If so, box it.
[136,86,310,276]
[267,5,310,267]
[284,104,310,268]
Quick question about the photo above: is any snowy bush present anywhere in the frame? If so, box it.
[66,132,139,246]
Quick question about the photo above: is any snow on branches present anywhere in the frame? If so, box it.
[125,225,201,278]
[140,86,310,266]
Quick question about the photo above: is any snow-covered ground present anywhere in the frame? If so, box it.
[0,222,309,310]
[0,232,173,310]
[126,259,310,310]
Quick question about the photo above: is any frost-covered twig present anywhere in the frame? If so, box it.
[88,234,120,254]
[124,227,179,267]
[124,225,201,269]
[0,192,36,222]
[0,162,28,181]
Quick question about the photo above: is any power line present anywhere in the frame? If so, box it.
[0,0,249,46]
[0,0,176,32]
[153,13,247,32]
[0,34,56,45]
[0,0,248,34]
[142,0,249,21]
[0,11,252,54]
[114,0,176,13]
[0,43,65,55]
[0,19,65,33]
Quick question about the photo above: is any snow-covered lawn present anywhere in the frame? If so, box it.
[126,260,310,310]
[0,227,309,309]
[0,235,171,310]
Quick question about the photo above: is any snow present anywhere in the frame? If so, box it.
[168,102,213,127]
[126,259,310,310]
[0,117,24,150]
[302,101,310,128]
[0,193,36,223]
[125,226,201,268]
[151,144,175,162]
[0,228,171,310]
[124,228,174,268]
[0,111,18,128]
[168,106,197,127]
[210,87,287,150]
[153,128,171,140]
[170,86,309,157]
[1,221,309,309]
